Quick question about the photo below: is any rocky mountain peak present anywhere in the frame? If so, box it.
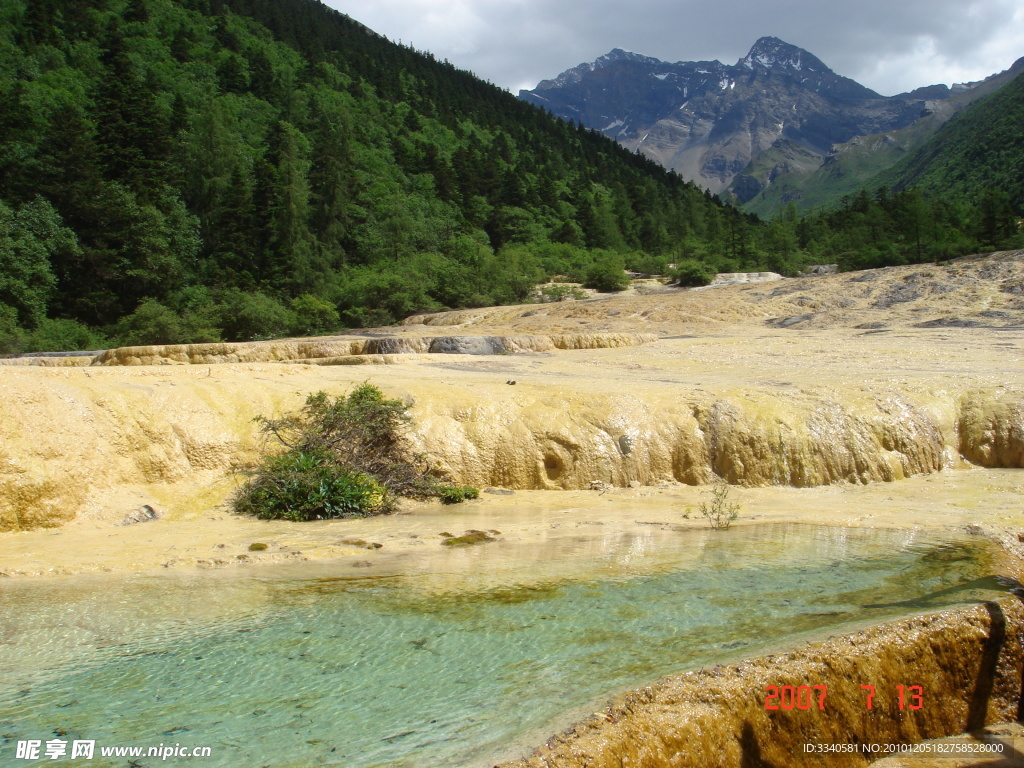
[519,36,918,195]
[599,48,662,66]
[739,36,827,74]
[534,48,663,90]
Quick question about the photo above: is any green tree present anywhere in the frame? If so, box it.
[583,252,630,292]
[94,28,171,199]
[217,54,249,93]
[215,290,296,341]
[0,303,26,354]
[976,189,1016,249]
[248,47,276,101]
[28,318,108,352]
[0,198,73,329]
[113,298,220,346]
[263,121,323,292]
[290,294,340,336]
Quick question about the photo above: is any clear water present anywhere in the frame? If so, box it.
[0,524,1005,768]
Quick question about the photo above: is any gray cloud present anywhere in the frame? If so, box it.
[325,0,1023,96]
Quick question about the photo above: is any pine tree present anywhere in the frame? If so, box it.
[21,0,60,47]
[248,48,276,101]
[94,24,171,200]
[217,55,249,93]
[170,26,191,62]
[123,0,149,23]
[308,108,354,266]
[976,189,1016,248]
[210,166,256,285]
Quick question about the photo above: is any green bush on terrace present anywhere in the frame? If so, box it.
[671,259,717,287]
[232,384,475,520]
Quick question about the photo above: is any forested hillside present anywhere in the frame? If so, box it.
[0,0,1019,354]
[869,68,1024,220]
[784,69,1024,272]
[770,186,1020,274]
[0,0,760,352]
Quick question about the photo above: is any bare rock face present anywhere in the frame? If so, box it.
[79,333,655,366]
[697,271,784,289]
[427,336,507,355]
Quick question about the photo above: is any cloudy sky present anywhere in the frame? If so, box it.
[323,0,1023,96]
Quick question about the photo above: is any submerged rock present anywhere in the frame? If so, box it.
[441,530,496,547]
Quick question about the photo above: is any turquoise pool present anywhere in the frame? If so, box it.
[0,524,1004,767]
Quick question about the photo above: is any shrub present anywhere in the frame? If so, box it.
[1,310,108,355]
[233,449,387,521]
[671,259,717,287]
[29,318,109,352]
[233,384,477,520]
[0,303,25,354]
[583,254,630,292]
[438,485,480,504]
[539,284,588,302]
[699,479,741,530]
[215,289,296,341]
[626,252,670,276]
[112,299,220,346]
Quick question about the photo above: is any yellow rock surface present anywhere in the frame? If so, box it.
[2,332,1022,532]
[1,253,1023,532]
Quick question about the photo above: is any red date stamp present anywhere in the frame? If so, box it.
[765,685,923,711]
[765,685,828,710]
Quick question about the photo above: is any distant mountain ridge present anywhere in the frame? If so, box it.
[519,38,1016,209]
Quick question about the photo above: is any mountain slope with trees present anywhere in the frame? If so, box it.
[742,58,1024,218]
[0,0,759,352]
[869,64,1024,222]
[1,0,1019,356]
